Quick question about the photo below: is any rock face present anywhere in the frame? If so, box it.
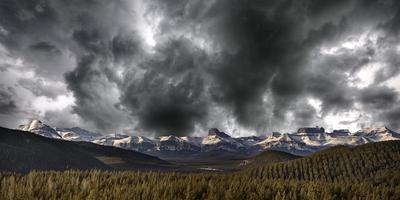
[297,127,325,136]
[208,128,231,138]
[329,129,350,137]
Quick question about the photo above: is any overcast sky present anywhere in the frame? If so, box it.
[1,0,400,136]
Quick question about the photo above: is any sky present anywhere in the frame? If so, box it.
[1,0,400,137]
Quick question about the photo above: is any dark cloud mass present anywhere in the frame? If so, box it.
[358,85,398,110]
[0,86,17,114]
[120,39,208,136]
[1,0,400,135]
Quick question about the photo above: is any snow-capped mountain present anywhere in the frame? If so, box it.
[236,136,265,146]
[201,128,247,152]
[354,127,400,141]
[112,136,156,152]
[254,133,314,155]
[18,119,61,139]
[252,127,400,155]
[55,127,102,141]
[91,133,129,146]
[156,135,201,151]
[15,120,400,156]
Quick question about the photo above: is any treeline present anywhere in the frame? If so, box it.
[1,170,400,200]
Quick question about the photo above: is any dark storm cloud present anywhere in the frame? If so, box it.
[64,23,145,132]
[120,39,208,136]
[0,86,17,114]
[383,106,400,129]
[2,0,400,134]
[358,85,398,110]
[183,0,347,129]
[306,66,356,115]
[29,41,60,53]
[339,114,362,125]
[72,29,104,54]
[373,1,400,84]
[0,0,58,50]
[111,34,142,63]
[374,45,400,84]
[292,103,318,127]
[358,85,400,129]
[64,55,123,131]
[18,78,64,99]
[64,56,98,101]
[152,0,400,131]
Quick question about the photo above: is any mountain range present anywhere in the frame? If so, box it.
[16,120,400,161]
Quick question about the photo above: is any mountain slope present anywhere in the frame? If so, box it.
[245,140,400,183]
[0,127,171,172]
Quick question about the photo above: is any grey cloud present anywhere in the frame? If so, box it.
[358,85,398,110]
[374,48,400,84]
[111,33,143,63]
[64,55,129,132]
[307,71,355,115]
[339,114,362,125]
[120,39,208,136]
[1,0,400,135]
[18,78,65,99]
[0,86,17,114]
[201,0,315,128]
[383,106,400,129]
[29,41,60,53]
[292,102,318,127]
[72,29,105,55]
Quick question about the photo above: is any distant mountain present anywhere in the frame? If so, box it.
[201,128,247,152]
[253,133,314,155]
[354,127,400,141]
[0,127,171,172]
[16,120,400,158]
[55,127,102,142]
[112,136,156,152]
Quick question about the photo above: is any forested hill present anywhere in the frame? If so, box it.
[0,127,171,172]
[244,140,400,184]
[242,150,301,167]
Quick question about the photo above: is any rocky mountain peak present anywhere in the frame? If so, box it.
[18,119,61,139]
[208,128,231,138]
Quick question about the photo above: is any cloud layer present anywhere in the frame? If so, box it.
[1,0,400,136]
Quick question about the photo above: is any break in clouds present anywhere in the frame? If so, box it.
[1,0,400,136]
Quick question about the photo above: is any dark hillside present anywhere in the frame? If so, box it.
[0,127,171,172]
